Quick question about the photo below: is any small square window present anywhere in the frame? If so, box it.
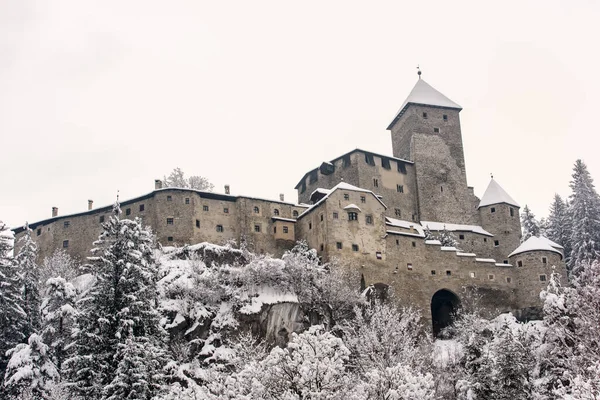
[503,260,509,264]
[483,238,487,243]
[348,212,358,221]
[185,198,190,204]
[293,210,299,218]
[412,241,416,247]
[254,224,261,233]
[62,240,69,248]
[360,196,366,203]
[167,195,172,202]
[470,272,476,278]
[395,208,401,217]
[407,263,413,270]
[459,234,465,240]
[443,114,448,121]
[216,225,223,232]
[376,252,382,259]
[100,216,105,223]
[517,260,523,267]
[167,218,174,225]
[36,228,41,236]
[274,209,280,216]
[431,270,436,275]
[366,215,373,225]
[397,185,404,193]
[491,207,496,213]
[373,178,379,187]
[223,207,229,213]
[540,275,547,282]
[494,240,500,247]
[446,270,452,276]
[167,236,173,242]
[126,208,131,216]
[344,194,350,200]
[336,242,342,250]
[422,112,428,119]
[352,244,359,252]
[64,221,70,228]
[320,214,324,222]
[542,257,547,264]
[254,206,260,214]
[488,274,495,280]
[203,205,209,212]
[433,127,440,133]
[506,277,512,283]
[333,212,339,219]
[320,244,324,251]
[139,204,145,212]
[196,219,200,228]
[283,226,289,234]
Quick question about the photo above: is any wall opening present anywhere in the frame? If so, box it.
[431,289,460,338]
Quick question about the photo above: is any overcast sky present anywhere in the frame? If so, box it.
[1,0,599,228]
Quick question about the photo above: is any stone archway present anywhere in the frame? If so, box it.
[431,289,460,337]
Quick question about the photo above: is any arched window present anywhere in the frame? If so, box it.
[253,206,259,214]
[274,209,280,216]
[292,210,299,218]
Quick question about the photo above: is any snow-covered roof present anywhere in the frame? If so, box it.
[421,221,494,237]
[310,188,331,197]
[385,217,425,237]
[508,236,563,259]
[387,79,462,130]
[538,236,564,250]
[271,217,296,223]
[478,179,520,209]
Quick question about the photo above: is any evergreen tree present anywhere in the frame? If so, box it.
[15,223,42,337]
[520,205,540,242]
[0,221,26,389]
[546,194,572,265]
[437,225,460,248]
[65,203,165,400]
[568,159,600,276]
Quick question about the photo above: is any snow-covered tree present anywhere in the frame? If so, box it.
[163,167,214,191]
[437,226,460,248]
[65,203,165,399]
[546,194,572,265]
[0,221,26,389]
[521,205,540,242]
[3,333,59,400]
[40,249,79,286]
[41,277,77,372]
[15,224,42,337]
[568,159,600,276]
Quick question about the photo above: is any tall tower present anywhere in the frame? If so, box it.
[387,77,474,223]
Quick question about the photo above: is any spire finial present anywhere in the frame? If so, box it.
[490,173,494,180]
[417,65,421,79]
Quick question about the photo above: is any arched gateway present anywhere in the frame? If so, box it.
[431,289,460,337]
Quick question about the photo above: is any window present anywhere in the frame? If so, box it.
[309,222,312,229]
[216,225,223,232]
[506,277,512,283]
[301,182,306,194]
[397,184,404,193]
[273,227,276,234]
[352,244,359,252]
[320,214,323,222]
[320,244,324,251]
[494,240,500,247]
[342,154,351,168]
[395,208,401,217]
[365,154,375,166]
[412,241,416,247]
[223,207,229,214]
[254,224,261,233]
[441,186,444,193]
[517,260,523,267]
[36,228,41,236]
[373,178,379,187]
[309,170,318,183]
[167,195,172,201]
[542,257,547,264]
[540,275,547,282]
[381,158,391,169]
[434,127,440,133]
[366,215,373,225]
[167,218,174,225]
[443,114,448,121]
[139,204,145,212]
[376,252,382,259]
[293,210,299,218]
[62,240,69,248]
[510,208,515,217]
[64,221,70,228]
[459,234,465,240]
[484,237,487,243]
[397,162,407,174]
[336,242,342,249]
[126,208,131,216]
[396,239,400,245]
[503,260,509,264]
[167,236,173,242]
[407,263,413,270]
[274,209,280,216]
[470,272,476,278]
[283,226,289,234]
[333,212,338,219]
[422,112,428,119]
[446,270,452,276]
[192,218,199,229]
[412,214,417,222]
[488,274,495,280]
[348,212,358,221]
[344,193,350,200]
[254,206,260,214]
[185,198,190,204]
[203,205,209,212]
[431,270,436,275]
[100,216,105,223]
[491,207,496,213]
[360,195,366,203]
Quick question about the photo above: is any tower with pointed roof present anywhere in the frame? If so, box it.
[387,77,476,224]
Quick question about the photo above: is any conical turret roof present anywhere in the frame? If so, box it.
[387,79,462,130]
[478,179,520,209]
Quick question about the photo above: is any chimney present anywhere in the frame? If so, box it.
[52,207,58,217]
[88,200,93,210]
[279,193,284,202]
[224,185,230,195]
[155,179,163,190]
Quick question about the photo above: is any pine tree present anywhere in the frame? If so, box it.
[546,194,572,265]
[15,223,42,337]
[568,159,600,276]
[0,221,26,389]
[65,203,165,400]
[521,205,540,242]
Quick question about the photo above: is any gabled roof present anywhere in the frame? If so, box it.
[478,179,520,209]
[387,79,462,130]
[508,236,563,259]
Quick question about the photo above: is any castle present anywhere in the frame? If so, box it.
[14,76,566,335]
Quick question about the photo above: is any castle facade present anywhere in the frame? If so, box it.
[14,77,566,334]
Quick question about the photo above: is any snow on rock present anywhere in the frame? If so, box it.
[478,178,520,208]
[508,236,564,258]
[70,273,95,294]
[239,287,298,315]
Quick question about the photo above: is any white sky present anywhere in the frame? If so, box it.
[2,0,599,228]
